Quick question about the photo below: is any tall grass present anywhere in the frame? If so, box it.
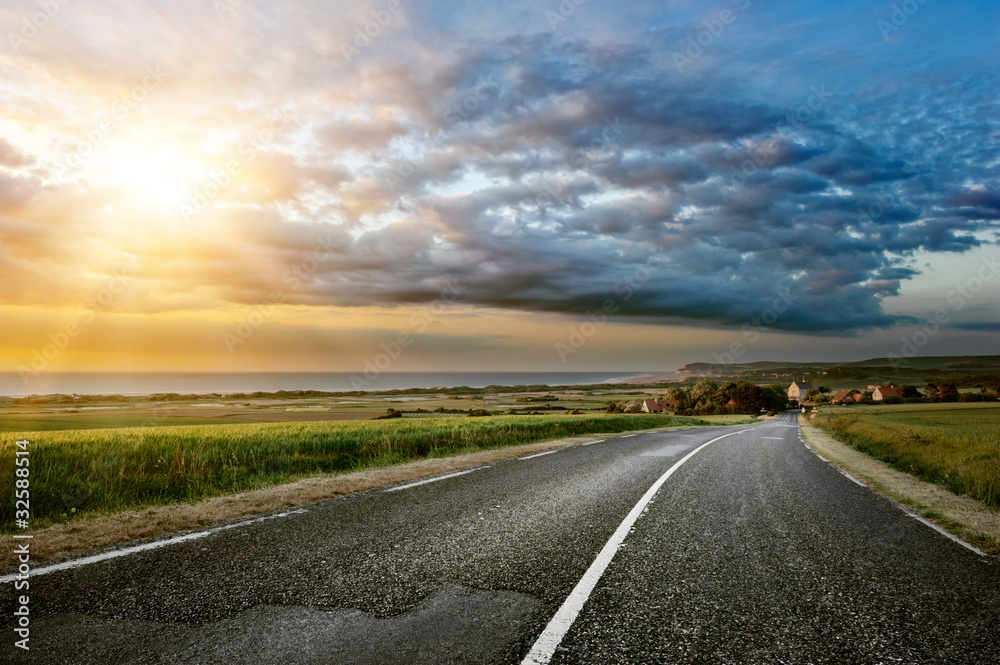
[0,414,703,529]
[815,406,1000,509]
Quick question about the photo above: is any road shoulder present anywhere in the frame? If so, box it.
[798,416,1000,556]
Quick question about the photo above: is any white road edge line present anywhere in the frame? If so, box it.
[519,450,559,461]
[798,431,986,557]
[580,439,605,446]
[900,507,987,557]
[384,468,479,492]
[837,469,867,487]
[801,440,868,487]
[619,434,637,438]
[521,428,748,665]
[0,509,309,584]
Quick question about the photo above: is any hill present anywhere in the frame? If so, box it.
[676,356,1000,390]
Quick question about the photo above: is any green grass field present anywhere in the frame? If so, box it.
[0,388,667,432]
[814,403,1000,509]
[1,413,714,531]
[0,413,240,432]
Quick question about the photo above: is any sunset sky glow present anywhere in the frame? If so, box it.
[1,0,998,378]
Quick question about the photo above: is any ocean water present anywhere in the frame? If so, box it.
[0,371,665,397]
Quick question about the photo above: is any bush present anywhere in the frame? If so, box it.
[960,392,998,402]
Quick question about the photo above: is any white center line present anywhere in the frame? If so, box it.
[518,450,559,461]
[384,468,479,492]
[521,428,747,665]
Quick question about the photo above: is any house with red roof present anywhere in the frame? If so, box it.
[830,390,860,404]
[641,398,679,413]
[872,385,899,401]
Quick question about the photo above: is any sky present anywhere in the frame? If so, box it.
[0,0,998,382]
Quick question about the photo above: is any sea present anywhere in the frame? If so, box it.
[0,371,680,398]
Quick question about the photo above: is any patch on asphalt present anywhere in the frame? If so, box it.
[17,585,542,665]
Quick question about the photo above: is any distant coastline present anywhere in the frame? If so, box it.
[605,372,687,384]
[0,371,676,398]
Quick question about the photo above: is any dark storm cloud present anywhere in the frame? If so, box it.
[267,31,998,334]
[951,322,1000,332]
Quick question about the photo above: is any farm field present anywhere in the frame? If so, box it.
[814,403,1000,509]
[0,387,676,432]
[0,412,725,531]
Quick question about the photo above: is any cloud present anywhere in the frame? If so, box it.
[951,322,1000,332]
[1,0,997,339]
[0,139,34,168]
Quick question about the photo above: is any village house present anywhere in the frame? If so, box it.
[830,390,850,404]
[641,399,678,413]
[872,385,900,401]
[830,390,862,405]
[787,380,814,402]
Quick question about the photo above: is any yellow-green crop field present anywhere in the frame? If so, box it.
[815,403,1000,509]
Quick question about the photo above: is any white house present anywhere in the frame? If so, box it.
[788,380,814,401]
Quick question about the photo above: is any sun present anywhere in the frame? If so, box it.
[92,140,203,206]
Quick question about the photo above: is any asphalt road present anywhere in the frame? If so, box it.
[4,412,999,664]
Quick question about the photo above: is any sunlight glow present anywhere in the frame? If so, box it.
[91,141,203,206]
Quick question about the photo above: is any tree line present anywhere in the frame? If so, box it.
[607,379,788,416]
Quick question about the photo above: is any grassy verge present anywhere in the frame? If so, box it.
[1,414,707,531]
[800,417,1000,556]
[812,404,1000,510]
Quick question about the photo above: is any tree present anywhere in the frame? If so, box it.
[760,386,789,413]
[689,379,720,406]
[898,385,921,399]
[924,382,939,399]
[665,386,689,410]
[727,381,765,414]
